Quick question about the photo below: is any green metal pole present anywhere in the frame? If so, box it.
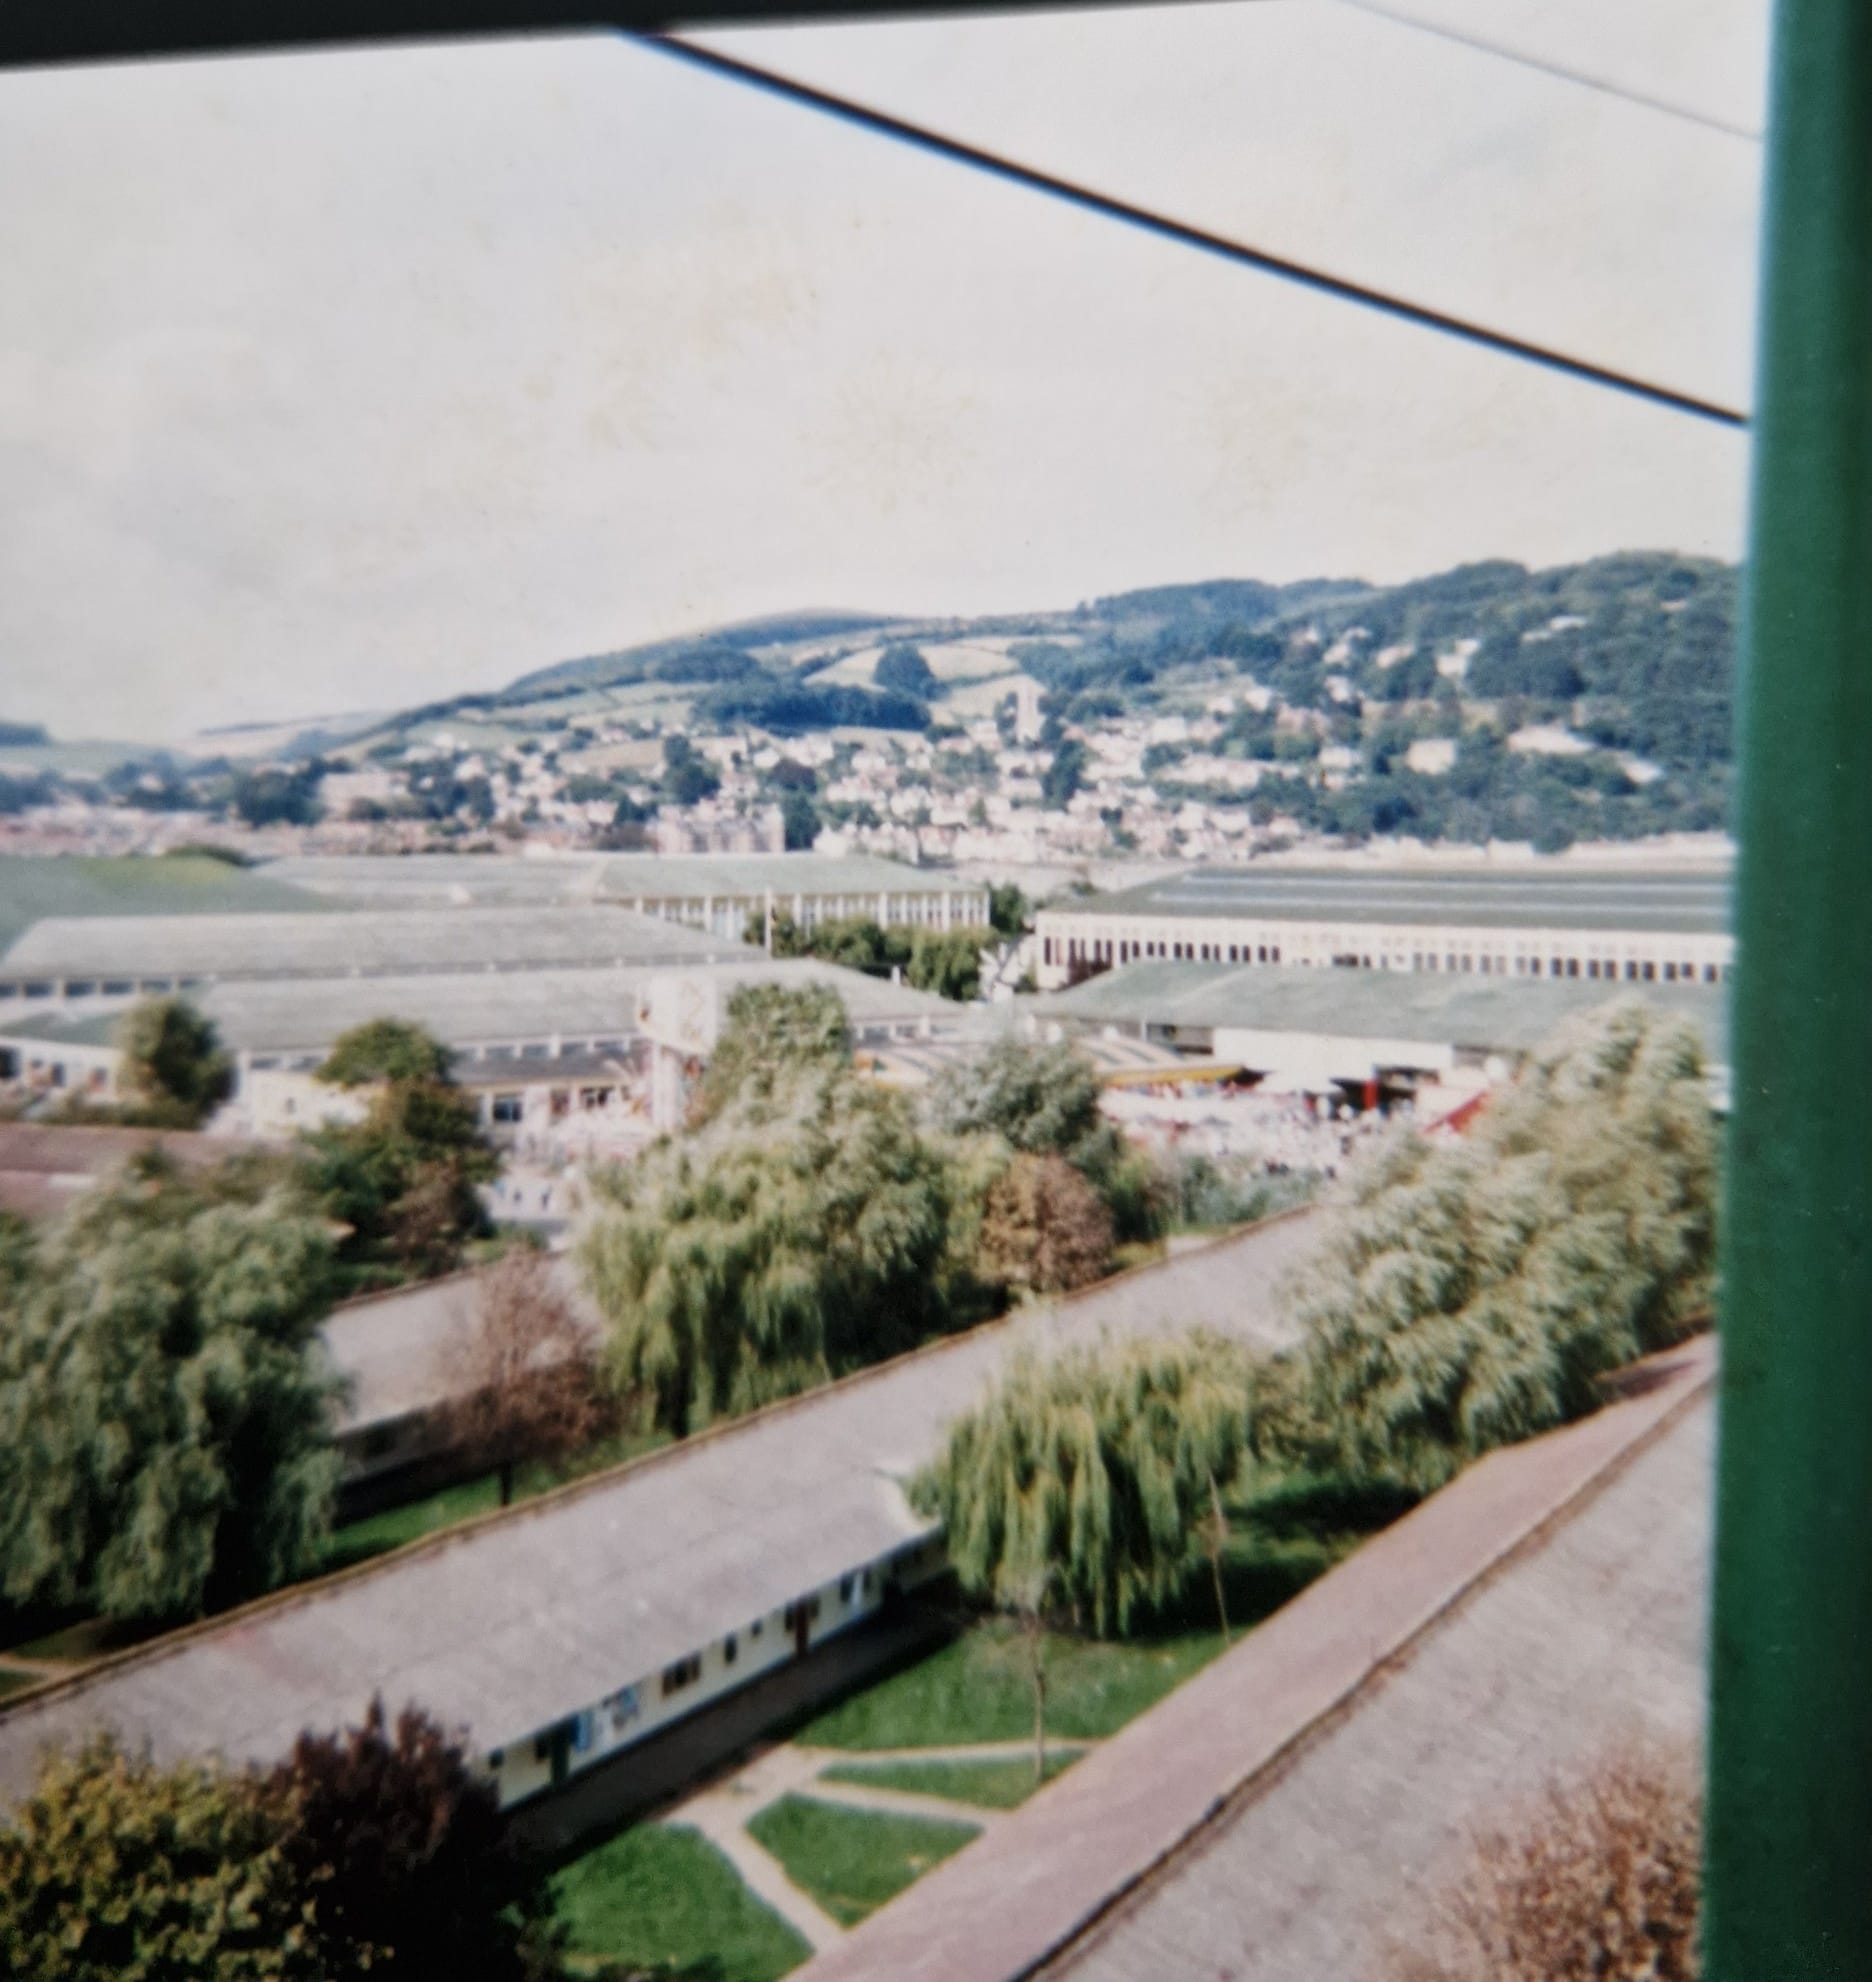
[1706,4,1872,1977]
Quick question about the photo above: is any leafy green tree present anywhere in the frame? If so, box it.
[582,989,955,1432]
[316,1017,453,1087]
[916,1333,1250,1639]
[928,1033,1162,1236]
[0,1736,321,1982]
[905,926,990,1002]
[988,882,1030,938]
[660,735,721,807]
[264,1697,561,1981]
[874,644,938,699]
[0,1167,342,1618]
[230,764,323,828]
[1288,1000,1715,1490]
[116,996,233,1124]
[780,789,821,850]
[303,1023,497,1282]
[1041,738,1088,809]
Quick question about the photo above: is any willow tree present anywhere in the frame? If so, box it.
[1288,999,1717,1491]
[918,1333,1251,1641]
[581,987,954,1434]
[0,1163,343,1618]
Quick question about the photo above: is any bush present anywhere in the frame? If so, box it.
[0,1735,319,1982]
[1386,1745,1701,1981]
[264,1697,559,1981]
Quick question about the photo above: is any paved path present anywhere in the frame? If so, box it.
[792,1335,1716,1982]
[666,1746,850,1952]
[653,1734,1101,1955]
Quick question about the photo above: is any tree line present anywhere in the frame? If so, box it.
[913,999,1715,1776]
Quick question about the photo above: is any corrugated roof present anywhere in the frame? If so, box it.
[0,1213,1321,1800]
[0,958,961,1059]
[1057,864,1732,935]
[261,852,983,905]
[1037,961,1729,1062]
[1,906,752,981]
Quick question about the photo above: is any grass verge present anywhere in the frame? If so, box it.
[549,1821,811,1982]
[746,1794,979,1927]
[794,1466,1413,1751]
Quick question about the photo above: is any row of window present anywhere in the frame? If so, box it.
[499,1561,901,1787]
[1045,931,1731,981]
[0,975,186,999]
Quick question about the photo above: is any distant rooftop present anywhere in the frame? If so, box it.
[1057,864,1732,935]
[0,906,752,983]
[0,956,959,1059]
[1038,960,1729,1063]
[261,852,982,905]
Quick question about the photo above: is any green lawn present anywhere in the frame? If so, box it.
[0,1667,42,1700]
[550,1822,811,1982]
[818,1750,1080,1810]
[0,852,327,951]
[794,1466,1413,1752]
[794,1622,1226,1751]
[745,1795,980,1927]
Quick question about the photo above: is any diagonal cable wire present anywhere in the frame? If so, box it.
[651,33,1748,429]
[1333,0,1761,142]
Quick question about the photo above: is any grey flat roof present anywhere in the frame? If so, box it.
[1038,961,1730,1063]
[1,907,753,982]
[261,852,982,905]
[1057,864,1733,935]
[0,1212,1322,1800]
[320,1256,601,1434]
[0,958,960,1059]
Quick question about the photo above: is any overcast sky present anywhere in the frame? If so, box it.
[0,0,1769,742]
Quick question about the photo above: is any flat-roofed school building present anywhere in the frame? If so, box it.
[0,955,962,1135]
[262,850,990,940]
[1034,864,1732,992]
[0,904,746,1006]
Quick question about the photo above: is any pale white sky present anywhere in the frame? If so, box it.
[0,0,1769,742]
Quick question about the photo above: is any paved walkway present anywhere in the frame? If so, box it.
[653,1737,1098,1955]
[792,1334,1716,1982]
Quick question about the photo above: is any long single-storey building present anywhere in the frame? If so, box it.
[0,904,748,1006]
[1034,863,1732,991]
[0,955,965,1136]
[1030,958,1730,1108]
[260,851,990,940]
[0,1213,1322,1839]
